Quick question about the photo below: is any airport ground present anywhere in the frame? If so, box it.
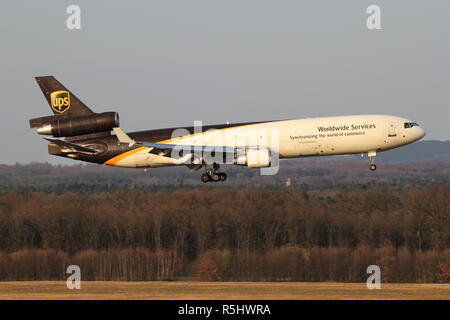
[0,281,449,300]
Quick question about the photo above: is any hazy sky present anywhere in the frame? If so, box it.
[1,0,449,164]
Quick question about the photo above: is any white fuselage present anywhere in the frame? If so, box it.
[110,114,425,168]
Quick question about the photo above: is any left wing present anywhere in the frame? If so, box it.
[113,127,237,164]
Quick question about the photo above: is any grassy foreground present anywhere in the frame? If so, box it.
[0,281,449,300]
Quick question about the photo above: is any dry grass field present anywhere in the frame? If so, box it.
[0,281,449,300]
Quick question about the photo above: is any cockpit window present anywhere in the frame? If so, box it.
[404,122,419,128]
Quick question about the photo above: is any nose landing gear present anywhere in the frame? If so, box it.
[368,151,377,171]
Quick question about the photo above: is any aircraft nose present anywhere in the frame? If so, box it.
[419,127,426,139]
[414,127,426,141]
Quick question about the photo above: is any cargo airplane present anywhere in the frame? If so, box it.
[30,76,426,182]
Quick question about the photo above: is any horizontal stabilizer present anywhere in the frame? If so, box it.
[44,137,98,154]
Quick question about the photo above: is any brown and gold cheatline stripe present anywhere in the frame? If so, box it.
[104,120,283,165]
[104,146,148,166]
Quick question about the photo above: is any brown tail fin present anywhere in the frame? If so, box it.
[35,76,94,116]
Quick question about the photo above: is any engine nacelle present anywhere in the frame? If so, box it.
[235,149,271,168]
[36,112,119,137]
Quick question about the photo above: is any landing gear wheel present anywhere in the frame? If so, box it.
[201,163,227,183]
[368,151,377,172]
[201,173,211,183]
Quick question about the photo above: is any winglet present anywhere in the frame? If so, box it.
[113,127,136,147]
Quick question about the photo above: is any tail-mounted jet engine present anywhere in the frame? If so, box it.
[34,112,119,137]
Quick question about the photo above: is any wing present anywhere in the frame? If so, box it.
[113,127,236,160]
[143,141,235,156]
[112,127,136,147]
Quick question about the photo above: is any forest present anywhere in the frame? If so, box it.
[0,180,448,282]
[1,160,449,192]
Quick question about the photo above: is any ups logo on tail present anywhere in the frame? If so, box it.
[50,91,71,113]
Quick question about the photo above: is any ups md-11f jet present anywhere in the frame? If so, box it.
[30,76,425,182]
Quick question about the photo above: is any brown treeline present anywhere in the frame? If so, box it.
[0,246,448,282]
[0,183,448,282]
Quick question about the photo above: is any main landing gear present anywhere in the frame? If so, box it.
[200,164,227,183]
[201,171,227,183]
[368,151,377,171]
